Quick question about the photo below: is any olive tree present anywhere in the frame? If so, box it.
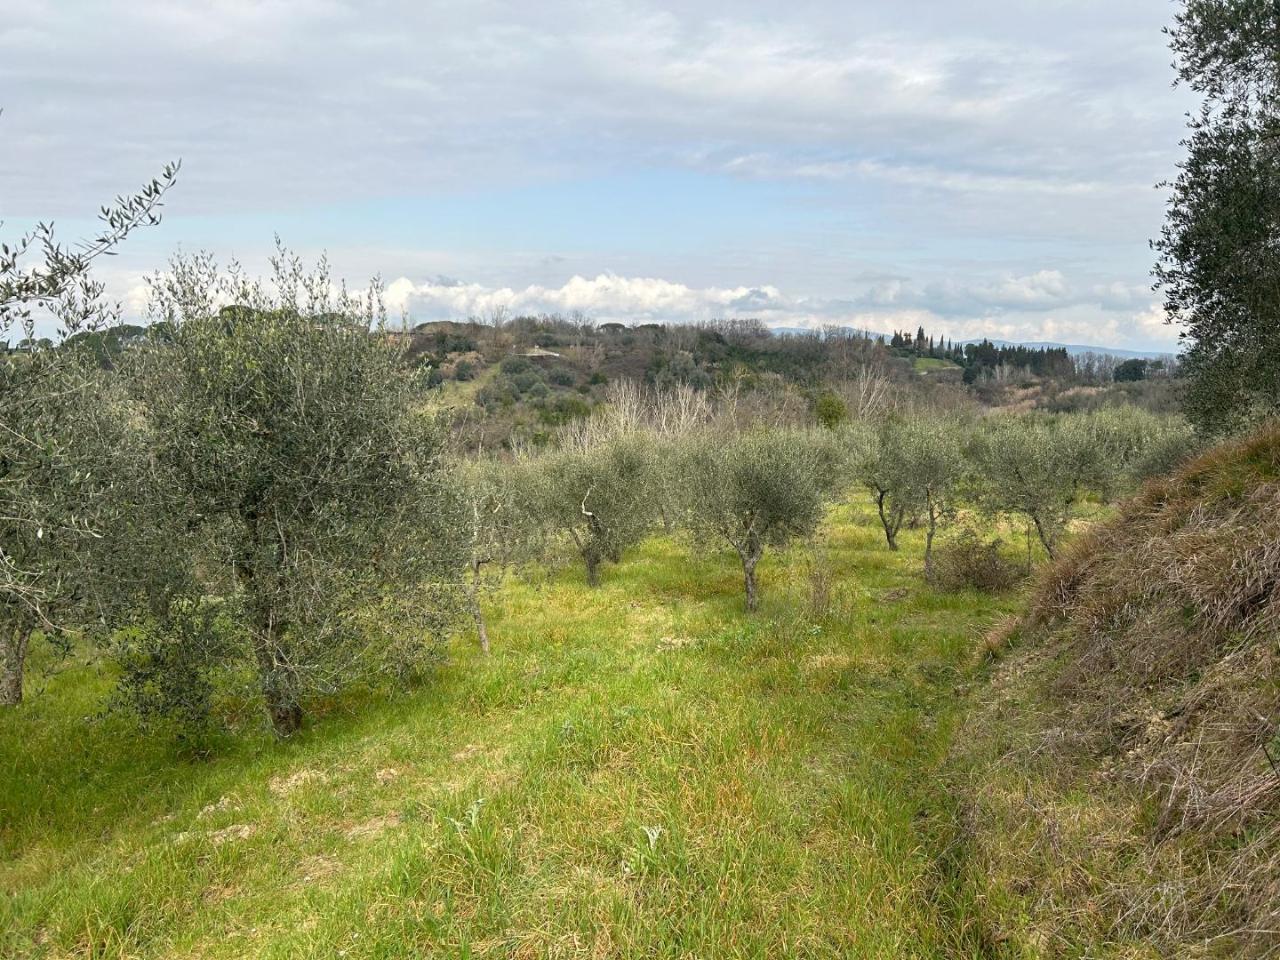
[520,433,658,586]
[129,250,465,736]
[1155,0,1280,434]
[1,159,179,705]
[902,418,967,580]
[849,419,913,551]
[1079,406,1198,496]
[0,345,141,704]
[679,428,841,612]
[968,414,1095,560]
[455,458,532,654]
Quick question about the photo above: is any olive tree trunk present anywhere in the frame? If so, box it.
[736,534,765,613]
[876,491,903,551]
[469,559,490,655]
[252,619,302,737]
[584,552,601,587]
[1031,512,1058,560]
[924,500,940,583]
[1,621,31,706]
[236,535,302,738]
[567,526,603,587]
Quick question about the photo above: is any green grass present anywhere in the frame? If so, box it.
[1,500,1017,959]
[912,358,960,374]
[435,364,498,409]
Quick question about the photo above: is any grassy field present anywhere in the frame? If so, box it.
[2,500,1017,959]
[911,358,960,374]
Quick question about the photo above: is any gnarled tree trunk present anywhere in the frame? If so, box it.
[737,533,764,613]
[236,525,302,738]
[877,490,904,551]
[1,621,31,706]
[252,620,302,737]
[1031,512,1058,560]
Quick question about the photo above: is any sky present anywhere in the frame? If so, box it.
[1,0,1195,349]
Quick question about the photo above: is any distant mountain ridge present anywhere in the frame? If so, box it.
[766,325,1174,360]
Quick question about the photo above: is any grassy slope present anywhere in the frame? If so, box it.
[951,427,1280,958]
[435,364,497,409]
[2,502,1015,959]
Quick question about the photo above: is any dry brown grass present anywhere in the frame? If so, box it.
[954,422,1280,958]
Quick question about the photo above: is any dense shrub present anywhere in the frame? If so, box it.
[548,366,576,387]
[500,355,533,375]
[538,393,592,425]
[813,391,848,429]
[109,603,245,742]
[929,531,1022,593]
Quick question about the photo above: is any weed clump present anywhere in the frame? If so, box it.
[929,530,1023,593]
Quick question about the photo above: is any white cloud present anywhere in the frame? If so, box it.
[392,273,787,325]
[859,270,1076,315]
[0,1,1193,352]
[385,269,1182,350]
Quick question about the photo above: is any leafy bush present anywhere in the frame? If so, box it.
[510,370,542,394]
[110,603,245,742]
[476,382,516,409]
[453,359,476,381]
[813,391,849,429]
[538,393,591,426]
[500,355,533,375]
[548,366,576,387]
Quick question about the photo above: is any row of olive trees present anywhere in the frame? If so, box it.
[457,421,847,630]
[851,405,1198,567]
[454,401,1199,646]
[6,245,1193,734]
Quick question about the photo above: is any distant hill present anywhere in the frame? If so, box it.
[767,326,1174,360]
[962,339,1175,360]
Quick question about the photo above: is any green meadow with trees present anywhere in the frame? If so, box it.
[4,1,1280,957]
